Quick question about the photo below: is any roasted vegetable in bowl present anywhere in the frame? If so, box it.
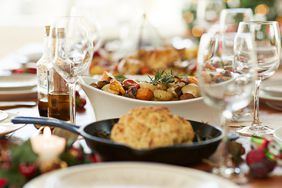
[90,71,201,101]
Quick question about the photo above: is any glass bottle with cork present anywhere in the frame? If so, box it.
[48,27,77,139]
[48,28,70,121]
[37,25,51,117]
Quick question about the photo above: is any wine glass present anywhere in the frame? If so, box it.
[197,0,225,29]
[220,8,253,58]
[197,33,257,181]
[236,21,281,136]
[220,8,253,122]
[52,16,94,123]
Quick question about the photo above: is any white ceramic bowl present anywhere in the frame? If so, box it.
[79,76,220,124]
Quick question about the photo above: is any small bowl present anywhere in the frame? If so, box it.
[79,76,220,124]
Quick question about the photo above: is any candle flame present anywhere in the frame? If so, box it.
[43,127,52,137]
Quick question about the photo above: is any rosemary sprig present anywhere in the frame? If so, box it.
[148,71,175,85]
[114,75,127,82]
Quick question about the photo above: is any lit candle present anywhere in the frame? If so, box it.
[31,127,66,164]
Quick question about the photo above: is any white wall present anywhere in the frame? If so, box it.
[0,0,188,58]
[0,26,42,58]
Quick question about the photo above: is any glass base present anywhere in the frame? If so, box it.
[212,166,247,184]
[232,109,252,123]
[237,125,274,136]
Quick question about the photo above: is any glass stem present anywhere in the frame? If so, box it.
[68,82,76,124]
[219,110,232,168]
[252,79,261,126]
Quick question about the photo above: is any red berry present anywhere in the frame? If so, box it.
[246,149,266,165]
[19,163,38,179]
[80,98,86,106]
[246,149,277,178]
[28,68,37,74]
[248,162,270,178]
[264,158,276,172]
[90,154,101,163]
[75,91,80,97]
[93,50,101,57]
[12,69,24,74]
[0,178,7,188]
[76,107,86,113]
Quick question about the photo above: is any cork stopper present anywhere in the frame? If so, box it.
[57,28,65,39]
[52,27,56,38]
[52,27,67,92]
[45,25,50,36]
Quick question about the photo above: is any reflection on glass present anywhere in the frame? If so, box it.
[197,33,257,182]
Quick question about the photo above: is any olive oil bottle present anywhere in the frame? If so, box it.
[48,28,76,140]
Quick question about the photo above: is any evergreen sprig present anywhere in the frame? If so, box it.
[148,71,174,86]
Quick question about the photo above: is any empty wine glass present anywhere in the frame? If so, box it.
[52,16,94,123]
[197,33,257,181]
[236,21,281,136]
[197,0,225,29]
[220,8,253,122]
[220,8,253,59]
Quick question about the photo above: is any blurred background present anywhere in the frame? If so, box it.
[0,0,281,58]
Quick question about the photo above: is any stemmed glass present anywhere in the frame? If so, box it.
[236,21,281,136]
[220,8,253,58]
[52,16,94,123]
[197,0,225,28]
[197,33,257,181]
[219,8,253,122]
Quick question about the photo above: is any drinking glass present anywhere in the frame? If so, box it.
[220,8,253,58]
[197,0,225,28]
[236,21,281,136]
[52,16,94,123]
[220,8,253,122]
[197,33,257,181]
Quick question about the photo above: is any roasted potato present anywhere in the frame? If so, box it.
[188,76,198,85]
[181,84,200,97]
[153,90,174,101]
[140,82,156,91]
[110,80,126,95]
[180,93,194,100]
[136,88,154,101]
[97,80,110,89]
[101,84,119,95]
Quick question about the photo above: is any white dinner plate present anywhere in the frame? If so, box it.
[0,74,37,90]
[0,110,8,121]
[0,87,37,101]
[0,112,25,136]
[24,162,239,188]
[260,79,282,111]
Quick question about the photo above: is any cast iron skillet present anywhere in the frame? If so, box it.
[12,116,223,166]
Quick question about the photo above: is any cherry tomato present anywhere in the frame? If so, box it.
[122,79,140,89]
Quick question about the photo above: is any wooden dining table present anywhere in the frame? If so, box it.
[1,71,282,188]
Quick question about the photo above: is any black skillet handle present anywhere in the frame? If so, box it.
[11,116,80,135]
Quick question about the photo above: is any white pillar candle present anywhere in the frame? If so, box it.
[31,127,66,163]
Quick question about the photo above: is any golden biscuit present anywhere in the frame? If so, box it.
[111,106,194,149]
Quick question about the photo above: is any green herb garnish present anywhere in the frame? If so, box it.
[148,71,175,85]
[114,75,127,82]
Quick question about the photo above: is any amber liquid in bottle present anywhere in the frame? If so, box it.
[48,92,70,121]
[38,99,48,117]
